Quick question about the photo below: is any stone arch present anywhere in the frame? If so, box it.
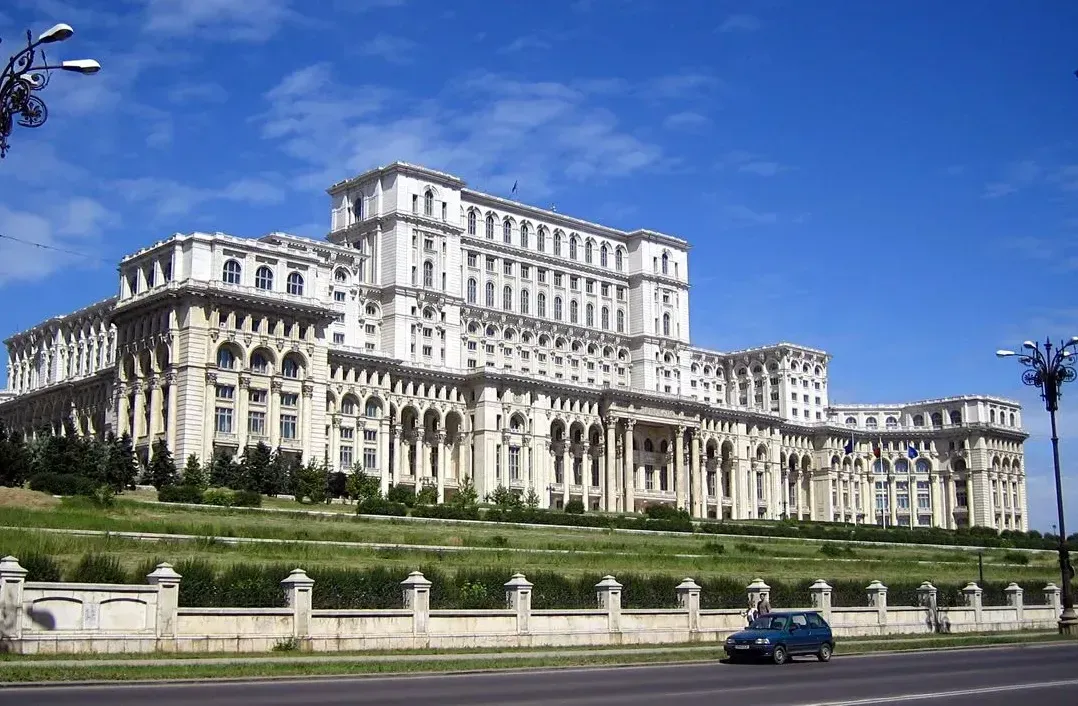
[550,417,567,442]
[509,412,527,433]
[215,342,243,370]
[363,395,384,419]
[281,351,306,379]
[399,405,420,433]
[340,393,360,416]
[249,346,276,374]
[154,343,170,372]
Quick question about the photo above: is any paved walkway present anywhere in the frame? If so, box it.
[0,633,1054,668]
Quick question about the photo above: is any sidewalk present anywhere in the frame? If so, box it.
[0,632,1055,668]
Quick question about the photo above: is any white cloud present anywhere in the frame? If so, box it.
[359,34,419,63]
[112,175,286,219]
[664,111,710,131]
[718,14,761,33]
[258,66,666,198]
[499,36,552,53]
[723,204,779,225]
[141,0,299,41]
[982,159,1042,199]
[648,72,720,99]
[0,197,113,287]
[167,82,229,104]
[720,150,795,177]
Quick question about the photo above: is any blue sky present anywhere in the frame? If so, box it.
[1,0,1077,532]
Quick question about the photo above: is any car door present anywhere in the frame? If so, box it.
[787,613,813,654]
[806,612,831,649]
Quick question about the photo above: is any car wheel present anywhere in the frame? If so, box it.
[772,645,788,665]
[817,643,832,662]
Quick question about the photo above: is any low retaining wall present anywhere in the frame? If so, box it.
[0,556,1062,654]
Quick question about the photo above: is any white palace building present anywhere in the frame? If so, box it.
[0,162,1028,531]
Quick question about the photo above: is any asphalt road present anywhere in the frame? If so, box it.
[4,643,1077,706]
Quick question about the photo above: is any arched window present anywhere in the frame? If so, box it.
[912,414,924,427]
[615,248,624,271]
[255,266,273,290]
[554,296,563,321]
[569,237,578,260]
[601,306,610,330]
[286,272,304,296]
[485,215,495,239]
[282,357,300,378]
[585,241,593,264]
[537,292,547,317]
[485,281,495,307]
[466,278,477,304]
[616,309,625,332]
[537,227,546,252]
[365,398,381,417]
[661,252,669,275]
[353,196,363,220]
[222,260,241,284]
[520,289,530,315]
[251,352,269,374]
[662,313,670,336]
[334,268,349,283]
[600,244,608,268]
[424,190,433,216]
[586,303,594,327]
[553,231,562,256]
[503,285,513,311]
[216,347,235,369]
[503,219,512,244]
[570,300,579,323]
[885,416,898,429]
[467,211,477,235]
[423,260,434,288]
[341,398,356,415]
[866,417,878,429]
[520,223,529,248]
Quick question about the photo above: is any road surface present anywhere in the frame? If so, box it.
[5,643,1076,706]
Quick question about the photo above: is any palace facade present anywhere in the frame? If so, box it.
[0,162,1028,531]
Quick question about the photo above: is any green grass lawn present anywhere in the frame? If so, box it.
[0,494,1057,588]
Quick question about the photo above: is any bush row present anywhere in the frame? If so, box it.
[17,551,1050,610]
[158,485,262,508]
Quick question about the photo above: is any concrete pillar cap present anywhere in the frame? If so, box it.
[595,575,622,589]
[147,562,182,583]
[401,570,432,588]
[866,580,888,591]
[280,568,314,587]
[676,578,701,591]
[504,573,534,589]
[809,579,832,591]
[0,556,27,578]
[747,578,770,590]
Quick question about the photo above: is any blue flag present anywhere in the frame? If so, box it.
[843,435,854,455]
[907,444,919,459]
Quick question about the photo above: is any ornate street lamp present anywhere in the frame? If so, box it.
[0,23,100,158]
[997,336,1078,635]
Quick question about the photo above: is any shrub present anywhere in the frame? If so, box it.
[356,498,408,516]
[1003,551,1030,566]
[20,551,62,582]
[415,484,438,506]
[564,499,585,515]
[232,490,262,508]
[158,484,205,504]
[69,553,127,584]
[175,558,219,607]
[202,487,235,506]
[27,472,97,497]
[702,541,726,555]
[386,484,416,507]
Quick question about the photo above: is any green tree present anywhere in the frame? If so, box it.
[181,454,207,489]
[209,449,239,489]
[345,468,381,503]
[486,485,522,509]
[239,442,273,494]
[416,482,438,505]
[449,475,479,509]
[524,487,541,509]
[105,433,139,491]
[292,459,329,503]
[148,439,178,489]
[0,423,32,487]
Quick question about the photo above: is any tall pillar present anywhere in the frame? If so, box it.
[148,379,162,439]
[393,427,405,485]
[945,472,957,529]
[561,445,570,508]
[378,419,391,494]
[582,443,591,510]
[133,381,147,440]
[807,468,816,521]
[605,421,617,513]
[674,425,686,510]
[888,474,898,526]
[165,373,178,453]
[623,420,636,513]
[928,472,941,528]
[436,432,446,503]
[691,431,702,518]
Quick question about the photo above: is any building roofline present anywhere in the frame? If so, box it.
[829,395,1023,410]
[327,161,467,195]
[4,296,118,347]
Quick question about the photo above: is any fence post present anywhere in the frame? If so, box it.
[1045,583,1061,617]
[402,571,432,636]
[962,581,983,625]
[1005,582,1024,625]
[746,578,770,611]
[0,556,27,647]
[146,562,182,640]
[809,579,833,623]
[595,575,623,636]
[676,578,701,633]
[504,573,534,635]
[866,580,888,632]
[280,568,315,645]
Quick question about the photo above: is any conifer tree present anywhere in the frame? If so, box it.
[148,439,178,489]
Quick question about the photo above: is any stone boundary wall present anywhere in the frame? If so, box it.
[0,556,1062,655]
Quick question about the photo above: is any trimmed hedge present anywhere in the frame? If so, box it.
[158,486,263,508]
[21,552,1053,611]
[28,472,98,497]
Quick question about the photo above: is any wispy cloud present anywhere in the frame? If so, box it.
[723,204,779,225]
[257,66,667,197]
[167,82,229,104]
[359,33,418,63]
[982,159,1042,198]
[664,111,710,131]
[0,197,115,287]
[648,72,720,99]
[720,150,795,177]
[141,0,300,41]
[499,36,552,53]
[112,175,286,220]
[718,14,761,33]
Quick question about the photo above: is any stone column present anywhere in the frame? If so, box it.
[888,473,898,527]
[436,432,446,503]
[582,443,592,510]
[674,425,686,510]
[867,580,888,630]
[393,427,405,484]
[747,578,770,610]
[561,443,571,508]
[605,421,617,513]
[928,472,940,527]
[596,575,623,635]
[165,373,178,453]
[147,562,182,639]
[691,431,703,518]
[809,579,833,622]
[945,473,957,529]
[0,556,28,644]
[148,378,162,439]
[962,581,983,625]
[917,581,938,610]
[623,421,635,513]
[133,380,146,440]
[401,571,432,636]
[504,573,533,635]
[422,439,432,482]
[1005,582,1024,624]
[379,418,391,494]
[281,568,315,644]
[965,474,975,526]
[676,577,702,633]
[1045,583,1061,616]
[807,468,817,520]
[269,379,283,449]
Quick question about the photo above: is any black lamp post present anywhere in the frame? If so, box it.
[997,336,1078,635]
[0,23,100,158]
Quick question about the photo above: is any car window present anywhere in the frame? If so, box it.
[770,616,788,630]
[791,614,808,628]
[806,613,824,628]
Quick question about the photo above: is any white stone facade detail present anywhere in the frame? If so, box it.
[0,162,1028,531]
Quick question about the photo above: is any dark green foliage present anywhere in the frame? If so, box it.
[345,471,381,503]
[415,484,437,506]
[486,485,522,509]
[105,433,139,491]
[69,554,127,584]
[448,476,479,509]
[203,487,235,506]
[20,551,62,582]
[356,498,408,516]
[181,454,207,489]
[327,471,348,499]
[232,490,262,507]
[158,484,205,504]
[28,472,98,497]
[148,439,178,489]
[411,504,480,520]
[386,483,416,507]
[291,459,330,503]
[238,442,287,495]
[174,558,219,607]
[213,564,290,607]
[0,422,32,487]
[564,499,585,514]
[208,450,240,489]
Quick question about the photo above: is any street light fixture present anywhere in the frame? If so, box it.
[0,23,100,158]
[997,336,1078,635]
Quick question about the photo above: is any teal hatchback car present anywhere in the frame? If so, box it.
[723,610,834,665]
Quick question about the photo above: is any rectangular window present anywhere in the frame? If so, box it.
[216,385,235,400]
[339,444,353,470]
[249,389,267,405]
[214,407,233,433]
[503,261,513,276]
[281,392,299,407]
[248,411,265,435]
[467,252,477,267]
[364,447,377,470]
[334,290,346,302]
[340,426,354,440]
[363,429,377,443]
[280,414,298,439]
[520,265,530,279]
[537,269,547,283]
[333,332,345,344]
[486,257,496,272]
[509,446,520,481]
